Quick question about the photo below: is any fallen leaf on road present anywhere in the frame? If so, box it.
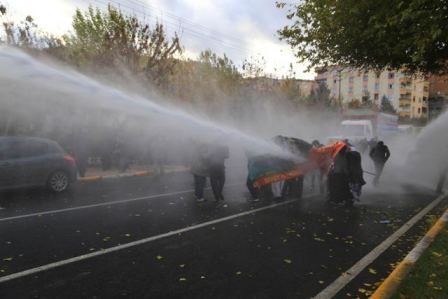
[358,288,366,293]
[179,277,187,282]
[3,257,13,261]
[125,234,131,237]
[283,259,292,264]
[368,268,377,274]
[200,275,206,279]
[156,255,163,260]
[236,271,242,275]
[179,264,185,268]
[318,280,324,284]
[314,237,325,242]
[432,251,443,257]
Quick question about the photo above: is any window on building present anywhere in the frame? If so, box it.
[423,96,427,102]
[374,83,379,90]
[388,72,395,79]
[375,73,380,79]
[389,84,393,89]
[348,86,353,93]
[363,74,368,81]
[374,93,379,100]
[419,97,422,103]
[349,76,354,83]
[334,79,337,84]
[422,107,427,114]
[413,96,415,102]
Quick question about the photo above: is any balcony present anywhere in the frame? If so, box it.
[399,77,412,84]
[399,99,411,106]
[400,87,412,94]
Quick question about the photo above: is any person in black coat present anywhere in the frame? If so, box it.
[347,148,366,201]
[328,145,353,205]
[369,141,390,186]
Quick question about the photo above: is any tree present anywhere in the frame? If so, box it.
[380,95,396,113]
[198,50,242,94]
[277,0,448,74]
[65,5,182,85]
[242,55,266,78]
[306,82,333,108]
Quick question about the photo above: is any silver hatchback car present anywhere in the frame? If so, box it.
[0,137,77,192]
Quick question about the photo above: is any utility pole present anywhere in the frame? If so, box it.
[338,69,342,107]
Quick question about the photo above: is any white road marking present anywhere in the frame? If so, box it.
[0,196,307,283]
[0,183,242,223]
[313,192,447,299]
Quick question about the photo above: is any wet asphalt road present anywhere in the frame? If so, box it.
[0,171,443,299]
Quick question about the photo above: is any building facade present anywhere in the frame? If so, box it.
[315,66,434,120]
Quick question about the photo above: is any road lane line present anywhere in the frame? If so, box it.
[313,192,448,299]
[0,196,308,283]
[0,183,242,223]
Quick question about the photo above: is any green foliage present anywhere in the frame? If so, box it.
[198,49,242,93]
[277,0,448,74]
[242,56,266,78]
[65,5,182,85]
[381,95,396,113]
[306,82,333,108]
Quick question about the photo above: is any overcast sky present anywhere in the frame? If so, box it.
[3,0,315,79]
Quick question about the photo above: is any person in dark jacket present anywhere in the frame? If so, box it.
[190,142,210,203]
[436,167,447,194]
[369,141,391,186]
[347,148,366,201]
[328,145,353,205]
[209,144,229,201]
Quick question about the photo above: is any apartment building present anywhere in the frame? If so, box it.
[315,66,433,120]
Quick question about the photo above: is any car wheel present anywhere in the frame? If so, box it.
[47,171,70,193]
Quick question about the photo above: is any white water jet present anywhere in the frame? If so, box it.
[0,47,295,167]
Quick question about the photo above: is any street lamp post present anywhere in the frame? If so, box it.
[338,69,342,106]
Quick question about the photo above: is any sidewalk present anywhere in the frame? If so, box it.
[78,165,189,182]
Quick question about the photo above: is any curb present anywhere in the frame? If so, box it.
[370,194,448,299]
[79,171,151,182]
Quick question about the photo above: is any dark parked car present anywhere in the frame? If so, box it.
[0,137,77,192]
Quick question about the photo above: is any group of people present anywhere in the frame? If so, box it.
[190,136,391,207]
[190,142,229,202]
[245,135,312,202]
